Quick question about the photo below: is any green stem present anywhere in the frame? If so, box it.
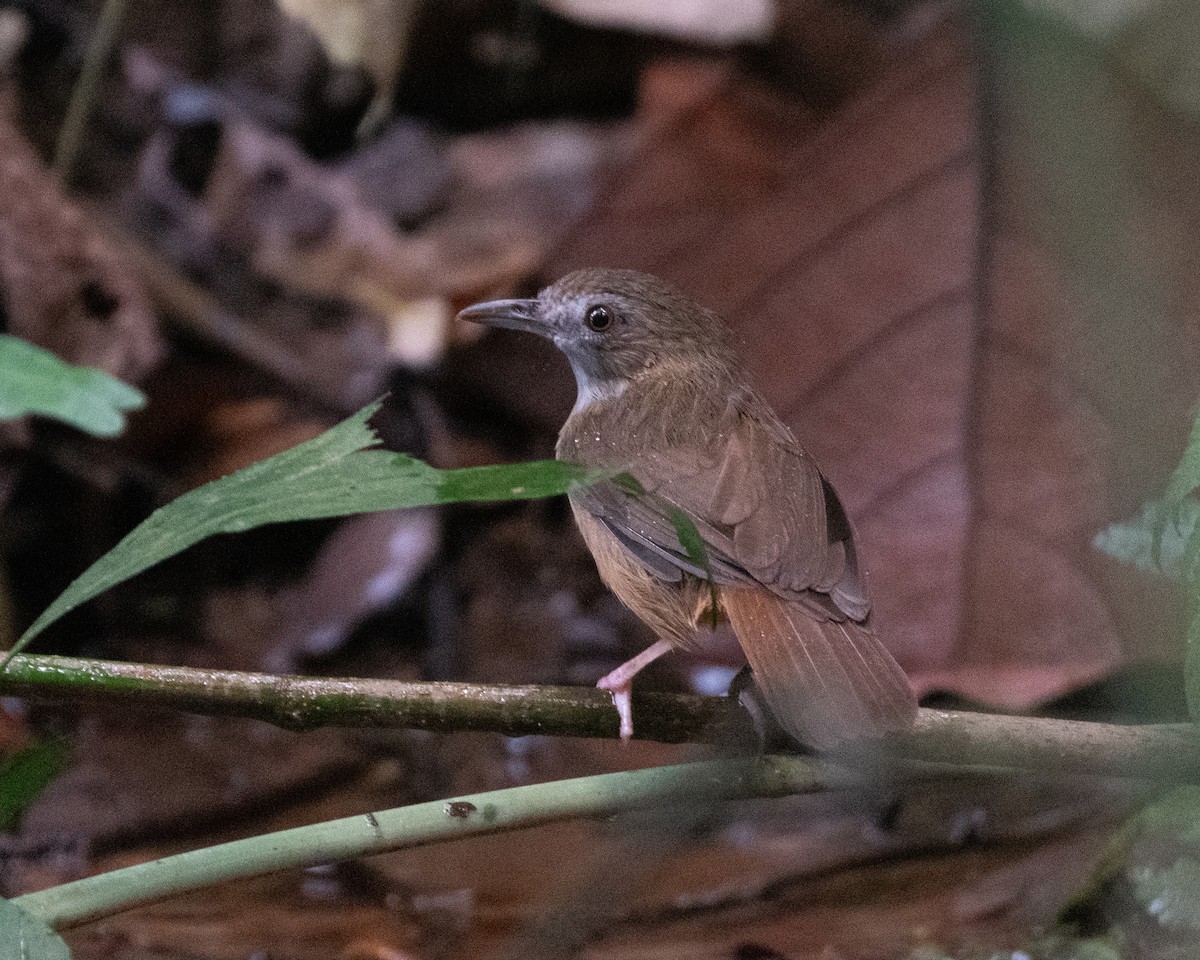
[3,654,1200,781]
[0,653,740,743]
[15,755,830,930]
[53,0,128,185]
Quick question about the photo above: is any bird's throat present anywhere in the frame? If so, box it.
[568,362,629,415]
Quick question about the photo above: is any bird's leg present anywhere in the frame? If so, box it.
[596,639,673,741]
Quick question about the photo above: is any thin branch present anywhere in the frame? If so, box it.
[0,653,738,742]
[53,0,128,185]
[3,654,1200,782]
[106,225,357,412]
[15,754,833,930]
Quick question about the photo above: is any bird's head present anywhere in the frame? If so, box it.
[457,269,738,406]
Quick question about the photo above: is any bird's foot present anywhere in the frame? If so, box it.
[596,672,634,741]
[595,640,674,742]
[729,665,806,753]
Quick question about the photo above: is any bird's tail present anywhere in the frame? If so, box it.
[723,587,917,748]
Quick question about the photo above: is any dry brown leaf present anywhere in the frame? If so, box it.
[544,5,1200,708]
[0,112,161,382]
[14,711,360,875]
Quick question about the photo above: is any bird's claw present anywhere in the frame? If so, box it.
[597,674,634,742]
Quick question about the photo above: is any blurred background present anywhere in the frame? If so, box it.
[1,0,1200,956]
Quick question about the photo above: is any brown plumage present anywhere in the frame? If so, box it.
[458,269,917,747]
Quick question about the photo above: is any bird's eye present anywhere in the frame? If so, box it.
[585,304,613,332]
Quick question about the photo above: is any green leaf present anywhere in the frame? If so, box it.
[664,503,720,628]
[6,401,606,663]
[1133,857,1200,933]
[1015,0,1200,120]
[1171,415,1200,723]
[0,335,145,437]
[905,935,1121,960]
[0,898,71,960]
[1136,785,1200,842]
[1117,788,1200,933]
[1187,588,1200,722]
[1165,410,1200,506]
[1093,499,1199,579]
[1114,0,1200,119]
[613,472,719,625]
[0,740,70,832]
[1092,414,1200,723]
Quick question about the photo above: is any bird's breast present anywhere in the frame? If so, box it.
[555,406,630,469]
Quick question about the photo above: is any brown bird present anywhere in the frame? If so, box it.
[459,269,917,747]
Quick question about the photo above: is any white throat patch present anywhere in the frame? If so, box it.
[569,367,628,415]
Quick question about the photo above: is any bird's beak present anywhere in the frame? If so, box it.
[456,298,544,336]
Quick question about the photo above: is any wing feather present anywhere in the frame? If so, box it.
[569,389,868,620]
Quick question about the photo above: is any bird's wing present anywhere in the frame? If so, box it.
[572,393,869,621]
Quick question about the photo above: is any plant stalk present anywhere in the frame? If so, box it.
[15,755,830,930]
[53,0,128,184]
[2,654,1200,782]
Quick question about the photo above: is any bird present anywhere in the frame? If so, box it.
[458,268,917,747]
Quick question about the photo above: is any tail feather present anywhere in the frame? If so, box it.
[724,587,917,748]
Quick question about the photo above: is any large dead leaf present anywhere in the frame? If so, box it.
[544,3,1200,709]
[0,111,161,383]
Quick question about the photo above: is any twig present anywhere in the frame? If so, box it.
[106,223,357,412]
[0,559,14,653]
[15,754,832,930]
[0,653,739,743]
[53,0,128,185]
[3,653,1200,782]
